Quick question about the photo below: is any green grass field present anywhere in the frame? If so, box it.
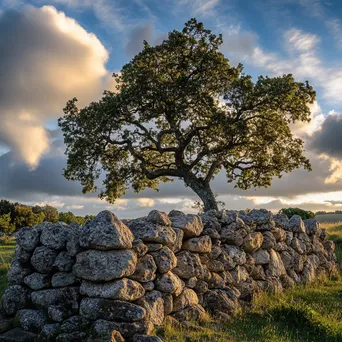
[316,214,342,223]
[0,225,341,342]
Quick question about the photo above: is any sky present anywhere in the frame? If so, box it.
[0,0,342,218]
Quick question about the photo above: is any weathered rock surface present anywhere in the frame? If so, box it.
[151,246,177,273]
[169,214,203,237]
[80,278,145,301]
[80,211,134,250]
[73,249,137,281]
[129,254,157,282]
[79,298,146,321]
[155,272,183,295]
[31,246,58,273]
[16,227,40,252]
[136,291,164,325]
[40,223,69,250]
[182,235,212,253]
[243,233,263,253]
[0,328,37,342]
[16,309,46,333]
[2,285,30,316]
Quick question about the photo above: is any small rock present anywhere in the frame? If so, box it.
[51,273,76,288]
[132,239,148,258]
[60,315,90,333]
[55,332,86,342]
[40,223,69,250]
[147,210,171,226]
[170,228,184,253]
[173,288,198,312]
[53,252,74,272]
[261,231,276,250]
[168,210,185,217]
[2,285,30,316]
[273,214,290,230]
[129,254,157,282]
[288,215,305,233]
[155,272,183,295]
[253,250,270,265]
[16,227,40,252]
[142,282,155,291]
[48,305,73,323]
[173,251,203,279]
[242,233,263,253]
[37,324,60,342]
[7,259,31,285]
[136,291,164,326]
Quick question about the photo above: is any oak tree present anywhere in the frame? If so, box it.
[59,19,315,211]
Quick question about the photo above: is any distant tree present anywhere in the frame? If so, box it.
[280,207,315,220]
[0,200,16,222]
[84,215,96,222]
[0,213,15,234]
[42,205,59,223]
[59,18,315,211]
[58,211,85,225]
[14,205,45,228]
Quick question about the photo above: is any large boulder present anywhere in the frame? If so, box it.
[51,273,76,288]
[31,246,58,274]
[80,278,145,301]
[1,285,30,316]
[40,223,69,250]
[73,249,137,281]
[182,235,212,253]
[79,211,134,250]
[16,227,40,252]
[16,309,46,333]
[127,219,176,245]
[79,298,146,322]
[169,214,203,237]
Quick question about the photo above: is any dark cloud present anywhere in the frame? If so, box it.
[309,114,342,158]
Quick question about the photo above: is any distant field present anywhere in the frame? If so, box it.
[316,214,342,223]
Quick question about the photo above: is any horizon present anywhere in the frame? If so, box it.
[0,0,342,217]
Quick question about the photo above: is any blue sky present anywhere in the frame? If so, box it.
[0,0,342,217]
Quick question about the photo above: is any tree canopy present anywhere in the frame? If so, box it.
[59,18,315,211]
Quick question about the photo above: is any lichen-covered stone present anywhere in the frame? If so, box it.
[60,315,90,333]
[242,233,263,253]
[129,254,157,283]
[173,251,203,279]
[169,214,203,237]
[2,285,30,316]
[182,235,212,253]
[79,211,134,250]
[147,210,171,226]
[31,246,58,273]
[136,291,164,326]
[37,324,60,342]
[80,278,145,301]
[73,249,137,281]
[16,227,40,252]
[7,260,31,285]
[288,215,305,233]
[151,246,177,273]
[40,223,69,250]
[51,273,76,288]
[155,272,183,295]
[79,298,146,322]
[173,288,199,312]
[261,231,276,250]
[53,252,74,272]
[0,328,37,342]
[253,250,270,265]
[16,309,46,333]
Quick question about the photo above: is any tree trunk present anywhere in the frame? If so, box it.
[184,175,218,212]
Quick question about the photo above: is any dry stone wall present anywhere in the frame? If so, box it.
[0,209,337,342]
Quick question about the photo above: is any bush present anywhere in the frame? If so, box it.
[280,207,315,220]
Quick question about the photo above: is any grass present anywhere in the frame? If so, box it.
[316,214,342,223]
[0,237,15,297]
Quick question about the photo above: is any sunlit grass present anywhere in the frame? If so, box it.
[0,237,15,297]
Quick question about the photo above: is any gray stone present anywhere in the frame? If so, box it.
[129,254,157,282]
[14,246,31,263]
[182,235,212,253]
[0,328,36,342]
[168,210,185,217]
[220,227,244,246]
[16,309,46,333]
[132,239,148,258]
[38,324,60,342]
[80,278,145,301]
[48,305,73,323]
[136,291,164,326]
[24,273,50,290]
[203,289,239,315]
[242,233,263,253]
[288,215,305,233]
[2,285,30,316]
[248,209,275,229]
[73,249,137,281]
[79,298,146,322]
[56,332,86,342]
[40,223,69,250]
[60,315,90,333]
[261,231,276,250]
[16,227,40,252]
[265,249,286,277]
[207,272,226,289]
[31,246,58,273]
[170,228,184,253]
[271,228,286,242]
[223,245,246,265]
[146,243,163,252]
[79,211,134,250]
[127,219,176,245]
[194,279,209,294]
[207,259,225,272]
[171,304,209,322]
[147,210,171,226]
[173,288,198,312]
[253,250,270,265]
[66,230,82,257]
[304,218,319,236]
[231,266,249,284]
[7,260,31,285]
[155,272,183,295]
[163,294,173,315]
[31,287,79,310]
[169,214,203,237]
[151,246,177,273]
[291,237,306,255]
[273,214,290,230]
[51,273,76,288]
[173,251,203,279]
[53,252,74,272]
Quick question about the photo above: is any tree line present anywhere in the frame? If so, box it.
[0,199,95,234]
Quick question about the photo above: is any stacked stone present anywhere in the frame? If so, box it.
[0,209,337,341]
